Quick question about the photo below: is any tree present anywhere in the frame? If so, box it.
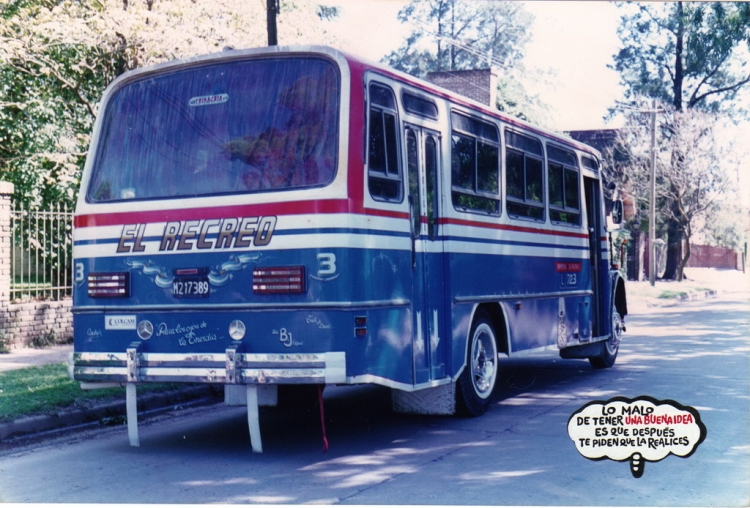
[607,102,741,280]
[0,0,340,287]
[0,0,340,211]
[384,0,543,122]
[612,1,750,279]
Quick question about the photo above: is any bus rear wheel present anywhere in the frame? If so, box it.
[457,310,498,416]
[589,309,622,369]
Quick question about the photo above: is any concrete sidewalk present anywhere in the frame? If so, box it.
[0,343,72,372]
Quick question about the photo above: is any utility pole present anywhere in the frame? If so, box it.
[649,99,657,286]
[267,0,279,46]
[618,100,663,286]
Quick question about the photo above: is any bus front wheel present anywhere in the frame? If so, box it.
[457,310,498,416]
[589,309,623,369]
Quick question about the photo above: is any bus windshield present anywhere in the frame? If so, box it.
[88,57,340,202]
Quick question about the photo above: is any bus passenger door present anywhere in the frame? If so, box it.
[584,176,603,336]
[406,125,446,384]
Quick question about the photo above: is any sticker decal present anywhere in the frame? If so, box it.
[105,315,137,330]
[568,396,707,478]
[557,261,581,289]
[310,252,340,282]
[274,328,302,348]
[189,94,229,107]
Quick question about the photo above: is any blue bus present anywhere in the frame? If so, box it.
[70,45,627,452]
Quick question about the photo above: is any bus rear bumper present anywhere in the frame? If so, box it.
[69,349,347,385]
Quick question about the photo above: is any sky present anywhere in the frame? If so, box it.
[329,0,749,208]
[331,0,625,132]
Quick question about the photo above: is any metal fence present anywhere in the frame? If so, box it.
[10,202,73,302]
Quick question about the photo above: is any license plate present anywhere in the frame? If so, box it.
[172,277,210,298]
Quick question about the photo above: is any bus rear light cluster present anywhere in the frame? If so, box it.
[252,266,306,294]
[354,316,367,337]
[88,272,130,298]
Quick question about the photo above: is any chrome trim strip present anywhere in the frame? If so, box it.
[71,351,347,384]
[563,334,610,348]
[74,352,128,365]
[73,299,410,314]
[455,290,593,304]
[344,374,452,392]
[507,344,559,357]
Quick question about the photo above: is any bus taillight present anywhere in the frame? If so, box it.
[87,272,130,298]
[252,266,306,294]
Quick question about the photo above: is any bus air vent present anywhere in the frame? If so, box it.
[252,266,306,294]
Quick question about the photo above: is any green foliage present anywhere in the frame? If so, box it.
[383,0,542,121]
[0,364,116,422]
[0,0,339,214]
[385,0,531,75]
[316,5,339,21]
[611,1,750,279]
[613,2,750,114]
[657,290,687,300]
[0,0,126,212]
[31,328,58,349]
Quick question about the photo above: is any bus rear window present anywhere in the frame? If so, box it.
[87,57,340,202]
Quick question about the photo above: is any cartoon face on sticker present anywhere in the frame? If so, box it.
[568,395,707,478]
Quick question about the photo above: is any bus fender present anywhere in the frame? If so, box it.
[610,270,628,319]
[469,303,510,358]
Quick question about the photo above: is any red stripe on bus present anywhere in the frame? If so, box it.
[346,59,367,204]
[440,217,589,239]
[74,200,409,228]
[74,199,350,228]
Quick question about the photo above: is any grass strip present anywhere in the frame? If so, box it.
[658,290,688,299]
[0,363,182,423]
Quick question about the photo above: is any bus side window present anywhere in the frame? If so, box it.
[547,145,581,225]
[505,130,544,221]
[425,136,439,240]
[450,112,500,215]
[368,83,402,202]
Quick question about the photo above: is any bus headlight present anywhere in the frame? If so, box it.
[229,320,246,341]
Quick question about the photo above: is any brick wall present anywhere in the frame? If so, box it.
[686,244,740,270]
[426,68,497,107]
[0,182,73,349]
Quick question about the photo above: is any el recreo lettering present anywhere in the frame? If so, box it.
[117,216,277,253]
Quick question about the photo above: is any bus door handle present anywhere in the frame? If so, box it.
[409,195,417,269]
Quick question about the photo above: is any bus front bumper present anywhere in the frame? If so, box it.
[68,348,347,385]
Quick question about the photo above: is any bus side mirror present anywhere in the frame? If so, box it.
[612,200,623,225]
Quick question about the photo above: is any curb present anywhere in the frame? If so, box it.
[645,288,718,308]
[602,286,721,316]
[0,385,222,444]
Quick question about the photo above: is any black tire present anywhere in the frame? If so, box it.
[589,309,623,369]
[457,310,498,416]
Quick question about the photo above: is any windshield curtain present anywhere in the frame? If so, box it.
[88,57,340,202]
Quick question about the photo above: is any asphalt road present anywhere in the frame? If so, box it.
[1,292,748,506]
